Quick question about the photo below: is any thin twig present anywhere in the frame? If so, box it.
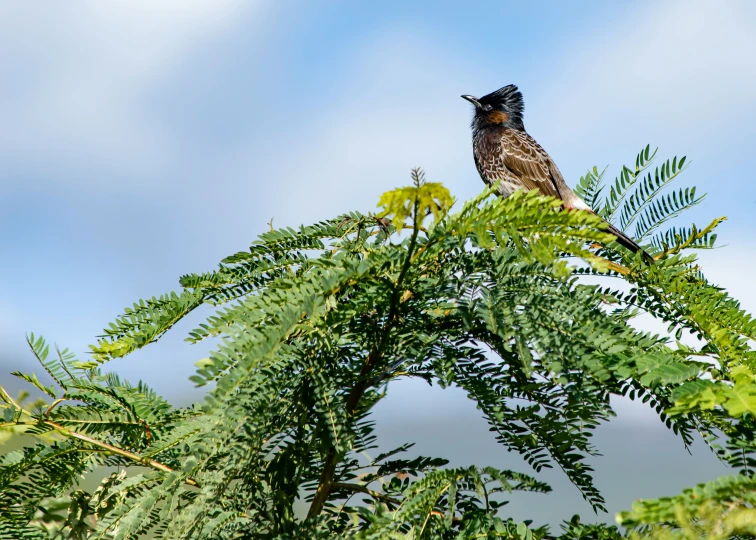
[332,482,400,506]
[332,482,460,523]
[45,397,67,416]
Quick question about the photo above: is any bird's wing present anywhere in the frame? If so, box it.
[499,129,565,200]
[497,130,652,261]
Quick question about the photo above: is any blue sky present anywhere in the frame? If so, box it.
[2,0,755,526]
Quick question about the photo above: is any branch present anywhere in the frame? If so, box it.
[43,419,198,486]
[307,189,423,519]
[0,389,199,489]
[307,351,383,518]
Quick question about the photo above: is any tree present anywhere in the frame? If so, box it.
[1,146,755,539]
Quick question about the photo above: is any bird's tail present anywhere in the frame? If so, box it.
[603,222,655,264]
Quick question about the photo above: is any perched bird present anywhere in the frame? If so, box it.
[462,85,653,263]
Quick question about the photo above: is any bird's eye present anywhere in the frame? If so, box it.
[482,104,493,112]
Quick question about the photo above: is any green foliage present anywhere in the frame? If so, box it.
[377,168,454,230]
[620,474,756,539]
[0,151,753,538]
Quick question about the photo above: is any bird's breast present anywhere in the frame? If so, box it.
[472,130,520,197]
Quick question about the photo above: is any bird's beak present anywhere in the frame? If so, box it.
[461,95,481,108]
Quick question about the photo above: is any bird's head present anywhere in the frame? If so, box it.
[462,84,525,132]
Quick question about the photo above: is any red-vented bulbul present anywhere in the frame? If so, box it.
[462,85,653,263]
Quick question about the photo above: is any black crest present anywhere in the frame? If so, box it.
[479,85,524,118]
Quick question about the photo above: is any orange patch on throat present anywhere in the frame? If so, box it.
[486,111,509,124]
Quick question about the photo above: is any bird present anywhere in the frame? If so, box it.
[461,85,653,263]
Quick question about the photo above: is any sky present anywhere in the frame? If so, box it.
[1,0,755,528]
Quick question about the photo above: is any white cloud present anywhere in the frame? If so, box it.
[0,1,255,188]
[533,0,756,154]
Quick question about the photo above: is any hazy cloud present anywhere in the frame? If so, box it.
[535,0,756,155]
[0,1,255,188]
